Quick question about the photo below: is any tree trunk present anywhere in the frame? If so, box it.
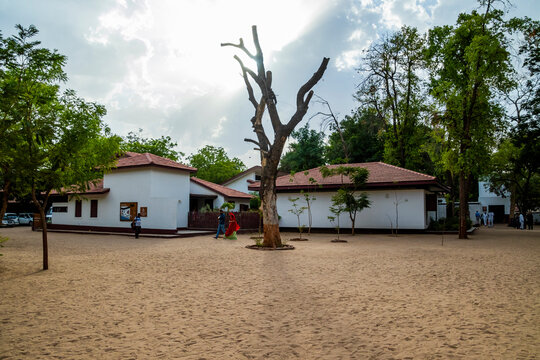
[260,168,281,248]
[0,180,11,221]
[39,207,49,270]
[31,187,49,270]
[458,171,469,239]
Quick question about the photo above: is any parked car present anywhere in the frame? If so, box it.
[18,213,34,226]
[2,213,20,226]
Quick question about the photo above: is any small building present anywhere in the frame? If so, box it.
[49,152,251,234]
[249,162,448,231]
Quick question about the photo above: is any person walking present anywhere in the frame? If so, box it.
[526,212,533,230]
[133,213,142,238]
[215,209,226,239]
[475,210,481,226]
[225,212,240,240]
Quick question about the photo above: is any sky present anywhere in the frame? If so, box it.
[1,0,538,168]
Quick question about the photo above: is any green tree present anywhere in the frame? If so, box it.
[426,1,513,238]
[0,25,67,222]
[279,124,325,172]
[489,140,540,215]
[356,26,430,171]
[489,17,540,216]
[121,128,183,161]
[325,108,384,164]
[188,145,246,184]
[0,25,121,270]
[321,166,371,235]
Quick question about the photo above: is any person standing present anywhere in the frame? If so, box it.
[134,213,142,238]
[519,213,525,230]
[526,212,533,230]
[215,209,226,239]
[475,210,481,226]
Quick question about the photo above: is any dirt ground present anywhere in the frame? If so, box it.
[0,226,538,359]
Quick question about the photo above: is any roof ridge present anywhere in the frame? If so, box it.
[144,152,154,164]
[378,162,434,179]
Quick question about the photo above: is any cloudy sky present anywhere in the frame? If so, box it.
[1,0,538,167]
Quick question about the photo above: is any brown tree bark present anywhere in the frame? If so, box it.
[0,180,11,221]
[222,26,329,248]
[31,184,49,270]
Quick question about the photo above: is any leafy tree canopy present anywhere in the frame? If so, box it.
[279,124,325,172]
[188,145,246,184]
[121,128,183,161]
[325,108,384,164]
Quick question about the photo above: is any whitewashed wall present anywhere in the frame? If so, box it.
[52,167,192,230]
[222,171,257,194]
[189,181,250,211]
[190,181,226,210]
[276,189,428,230]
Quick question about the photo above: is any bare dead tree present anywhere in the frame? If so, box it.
[311,94,349,161]
[221,25,329,248]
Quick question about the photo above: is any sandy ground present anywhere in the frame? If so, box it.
[0,226,539,360]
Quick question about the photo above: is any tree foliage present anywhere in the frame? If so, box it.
[121,128,183,161]
[325,108,384,164]
[356,26,430,171]
[279,124,325,172]
[426,1,513,238]
[321,166,371,235]
[0,25,121,269]
[188,145,246,184]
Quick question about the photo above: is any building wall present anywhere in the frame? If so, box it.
[222,171,257,194]
[189,181,250,211]
[52,168,191,230]
[276,189,428,230]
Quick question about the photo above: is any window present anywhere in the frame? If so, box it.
[75,200,82,217]
[255,175,261,180]
[90,200,98,218]
[52,206,68,213]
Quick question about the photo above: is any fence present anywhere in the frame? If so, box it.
[188,211,261,231]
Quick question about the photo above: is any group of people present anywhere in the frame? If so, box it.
[215,209,240,240]
[475,210,494,227]
[129,210,240,239]
[514,212,534,230]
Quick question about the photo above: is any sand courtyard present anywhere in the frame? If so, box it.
[0,226,538,359]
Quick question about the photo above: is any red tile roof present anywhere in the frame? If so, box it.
[116,152,196,172]
[52,179,110,195]
[191,177,253,199]
[248,162,448,192]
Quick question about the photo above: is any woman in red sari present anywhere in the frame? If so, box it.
[225,212,240,239]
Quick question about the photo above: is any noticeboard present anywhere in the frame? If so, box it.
[120,202,138,221]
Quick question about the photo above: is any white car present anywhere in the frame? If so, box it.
[2,213,20,226]
[18,213,34,226]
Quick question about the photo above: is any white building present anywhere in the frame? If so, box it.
[437,181,511,223]
[249,162,448,231]
[220,166,262,194]
[190,177,252,212]
[50,152,252,234]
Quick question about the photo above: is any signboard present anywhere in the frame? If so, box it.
[120,202,138,221]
